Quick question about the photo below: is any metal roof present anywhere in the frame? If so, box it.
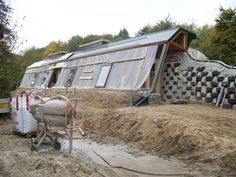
[27,52,73,69]
[69,28,180,60]
[27,27,196,69]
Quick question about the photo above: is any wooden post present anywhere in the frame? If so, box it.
[129,90,133,106]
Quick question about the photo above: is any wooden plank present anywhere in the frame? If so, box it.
[83,70,93,73]
[79,77,93,80]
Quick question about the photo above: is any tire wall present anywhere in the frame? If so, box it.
[160,52,236,108]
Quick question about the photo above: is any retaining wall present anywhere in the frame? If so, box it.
[160,52,236,108]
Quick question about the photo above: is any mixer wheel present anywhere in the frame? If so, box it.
[30,144,38,151]
[53,141,61,150]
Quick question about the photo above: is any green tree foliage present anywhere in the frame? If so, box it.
[136,16,176,36]
[179,23,216,58]
[211,7,236,66]
[43,40,66,58]
[24,47,44,63]
[66,35,83,52]
[0,0,17,97]
[114,28,129,41]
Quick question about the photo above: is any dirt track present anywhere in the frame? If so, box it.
[2,89,236,176]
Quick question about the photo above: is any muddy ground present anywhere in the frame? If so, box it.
[2,89,236,177]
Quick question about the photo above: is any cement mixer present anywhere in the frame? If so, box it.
[30,95,79,152]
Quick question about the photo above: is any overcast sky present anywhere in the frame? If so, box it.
[9,0,236,53]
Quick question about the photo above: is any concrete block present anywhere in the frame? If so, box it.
[186,86,193,91]
[182,70,188,76]
[196,92,201,100]
[212,88,218,98]
[211,77,218,87]
[197,82,201,87]
[212,98,217,104]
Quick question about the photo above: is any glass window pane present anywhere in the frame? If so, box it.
[96,65,112,87]
[64,68,77,87]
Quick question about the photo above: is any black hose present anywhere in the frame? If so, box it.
[92,150,186,176]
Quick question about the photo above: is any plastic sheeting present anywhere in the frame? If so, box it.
[135,45,158,88]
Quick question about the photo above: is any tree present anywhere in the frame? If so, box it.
[66,35,83,52]
[136,16,176,36]
[0,0,17,97]
[211,7,236,66]
[82,35,101,44]
[114,28,129,41]
[42,40,66,58]
[179,23,216,58]
[23,47,44,62]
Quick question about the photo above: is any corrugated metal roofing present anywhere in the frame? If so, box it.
[27,52,73,69]
[69,27,180,60]
[27,27,196,69]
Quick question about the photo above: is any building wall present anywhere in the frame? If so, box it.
[161,52,236,108]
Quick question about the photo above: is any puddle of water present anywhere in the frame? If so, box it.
[61,139,187,176]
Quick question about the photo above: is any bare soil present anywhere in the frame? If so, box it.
[4,89,236,176]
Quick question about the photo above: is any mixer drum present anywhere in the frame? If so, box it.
[36,99,68,128]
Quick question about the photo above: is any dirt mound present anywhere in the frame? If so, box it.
[84,108,218,155]
[82,104,236,176]
[0,150,124,177]
[15,89,142,108]
[10,88,236,176]
[0,121,135,177]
